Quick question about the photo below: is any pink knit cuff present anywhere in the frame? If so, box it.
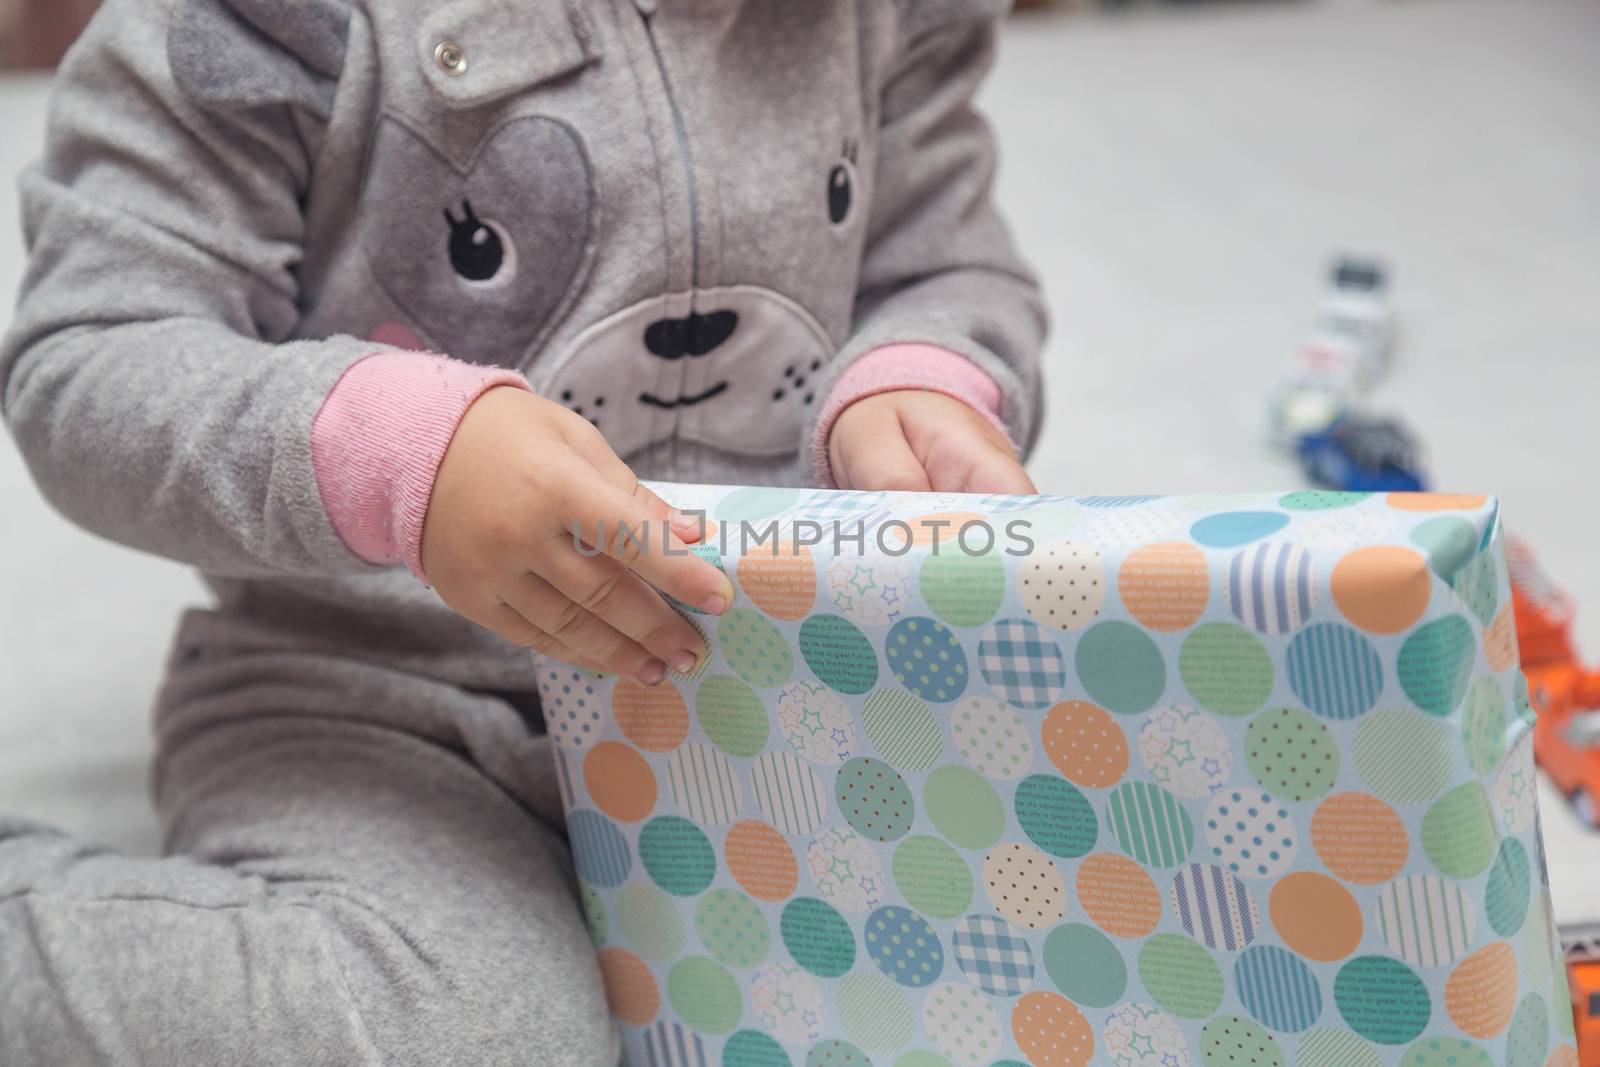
[311,351,530,581]
[812,343,1010,487]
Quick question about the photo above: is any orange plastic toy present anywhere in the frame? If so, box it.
[1510,536,1600,1063]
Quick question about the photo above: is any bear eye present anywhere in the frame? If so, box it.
[826,162,854,226]
[443,199,518,288]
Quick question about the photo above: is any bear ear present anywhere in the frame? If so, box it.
[168,0,351,120]
[894,0,1010,45]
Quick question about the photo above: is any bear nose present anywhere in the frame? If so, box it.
[644,310,738,360]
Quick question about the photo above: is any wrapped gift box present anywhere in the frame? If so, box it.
[536,486,1574,1067]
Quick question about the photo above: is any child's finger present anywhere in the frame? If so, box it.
[566,425,705,543]
[498,571,672,684]
[831,417,933,493]
[557,476,734,614]
[534,553,708,676]
[480,603,609,673]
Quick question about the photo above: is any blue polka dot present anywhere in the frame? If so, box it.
[885,617,968,704]
[863,905,944,988]
[1191,511,1290,548]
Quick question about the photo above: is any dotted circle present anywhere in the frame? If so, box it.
[864,905,945,988]
[836,757,915,842]
[885,617,969,704]
[1245,707,1341,802]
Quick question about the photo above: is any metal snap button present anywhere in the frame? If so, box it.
[434,40,468,77]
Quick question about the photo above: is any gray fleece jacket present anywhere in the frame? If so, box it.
[0,0,1044,690]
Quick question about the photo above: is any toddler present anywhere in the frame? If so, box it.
[0,0,1043,1062]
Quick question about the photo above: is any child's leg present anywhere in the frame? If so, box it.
[0,713,613,1066]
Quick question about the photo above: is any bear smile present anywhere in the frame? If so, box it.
[638,381,730,409]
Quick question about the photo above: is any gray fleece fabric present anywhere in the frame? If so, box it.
[0,0,1043,1062]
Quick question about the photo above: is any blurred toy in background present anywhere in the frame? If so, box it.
[1269,255,1430,491]
[1296,413,1425,492]
[1514,535,1600,826]
[1560,925,1600,1067]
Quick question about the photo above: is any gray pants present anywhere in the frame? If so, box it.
[0,615,615,1066]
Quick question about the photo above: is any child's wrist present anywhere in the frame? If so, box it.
[310,351,531,579]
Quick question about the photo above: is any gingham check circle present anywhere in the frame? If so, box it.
[977,618,1067,709]
[951,914,1034,997]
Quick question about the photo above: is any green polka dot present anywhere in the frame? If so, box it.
[616,882,686,961]
[1140,933,1225,1019]
[919,551,1005,628]
[723,1029,791,1067]
[922,766,1004,850]
[806,1040,870,1067]
[666,956,742,1033]
[799,615,878,695]
[893,1055,953,1067]
[1506,994,1550,1067]
[1354,710,1453,805]
[781,897,856,977]
[1042,923,1126,1007]
[1280,491,1371,511]
[1107,781,1194,866]
[1180,623,1274,717]
[836,757,915,842]
[1411,516,1481,578]
[1397,1037,1491,1067]
[1077,621,1166,714]
[885,617,968,704]
[580,882,607,948]
[1334,956,1432,1045]
[716,486,800,522]
[639,816,717,896]
[697,675,770,757]
[1398,615,1476,716]
[1486,838,1532,938]
[695,889,769,969]
[891,836,973,919]
[1297,1030,1382,1067]
[837,971,915,1054]
[862,689,943,771]
[719,608,795,689]
[1451,548,1499,627]
[1014,774,1097,858]
[1462,678,1509,776]
[1422,783,1498,878]
[1200,1014,1283,1067]
[1246,707,1340,802]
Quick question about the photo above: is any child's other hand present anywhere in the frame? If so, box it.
[828,390,1036,495]
[422,386,732,685]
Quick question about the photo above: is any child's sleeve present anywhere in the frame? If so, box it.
[811,1,1047,484]
[0,0,515,580]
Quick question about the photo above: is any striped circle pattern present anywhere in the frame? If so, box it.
[1228,541,1316,633]
[541,487,1560,1066]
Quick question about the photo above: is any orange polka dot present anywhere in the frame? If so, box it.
[1269,871,1362,962]
[1042,701,1129,789]
[597,947,660,1026]
[1076,854,1161,938]
[1445,941,1518,1038]
[724,820,798,901]
[1387,492,1490,512]
[614,680,689,752]
[584,742,657,822]
[1546,1045,1580,1067]
[1118,542,1211,631]
[1331,546,1432,634]
[1311,792,1408,884]
[736,541,816,621]
[1485,603,1518,672]
[906,512,991,549]
[1012,991,1094,1067]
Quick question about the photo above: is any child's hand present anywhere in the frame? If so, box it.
[829,390,1036,495]
[422,386,732,684]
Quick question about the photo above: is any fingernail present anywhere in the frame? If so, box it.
[699,593,726,614]
[671,651,699,675]
[638,659,667,686]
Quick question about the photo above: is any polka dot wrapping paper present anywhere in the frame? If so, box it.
[536,486,1574,1067]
